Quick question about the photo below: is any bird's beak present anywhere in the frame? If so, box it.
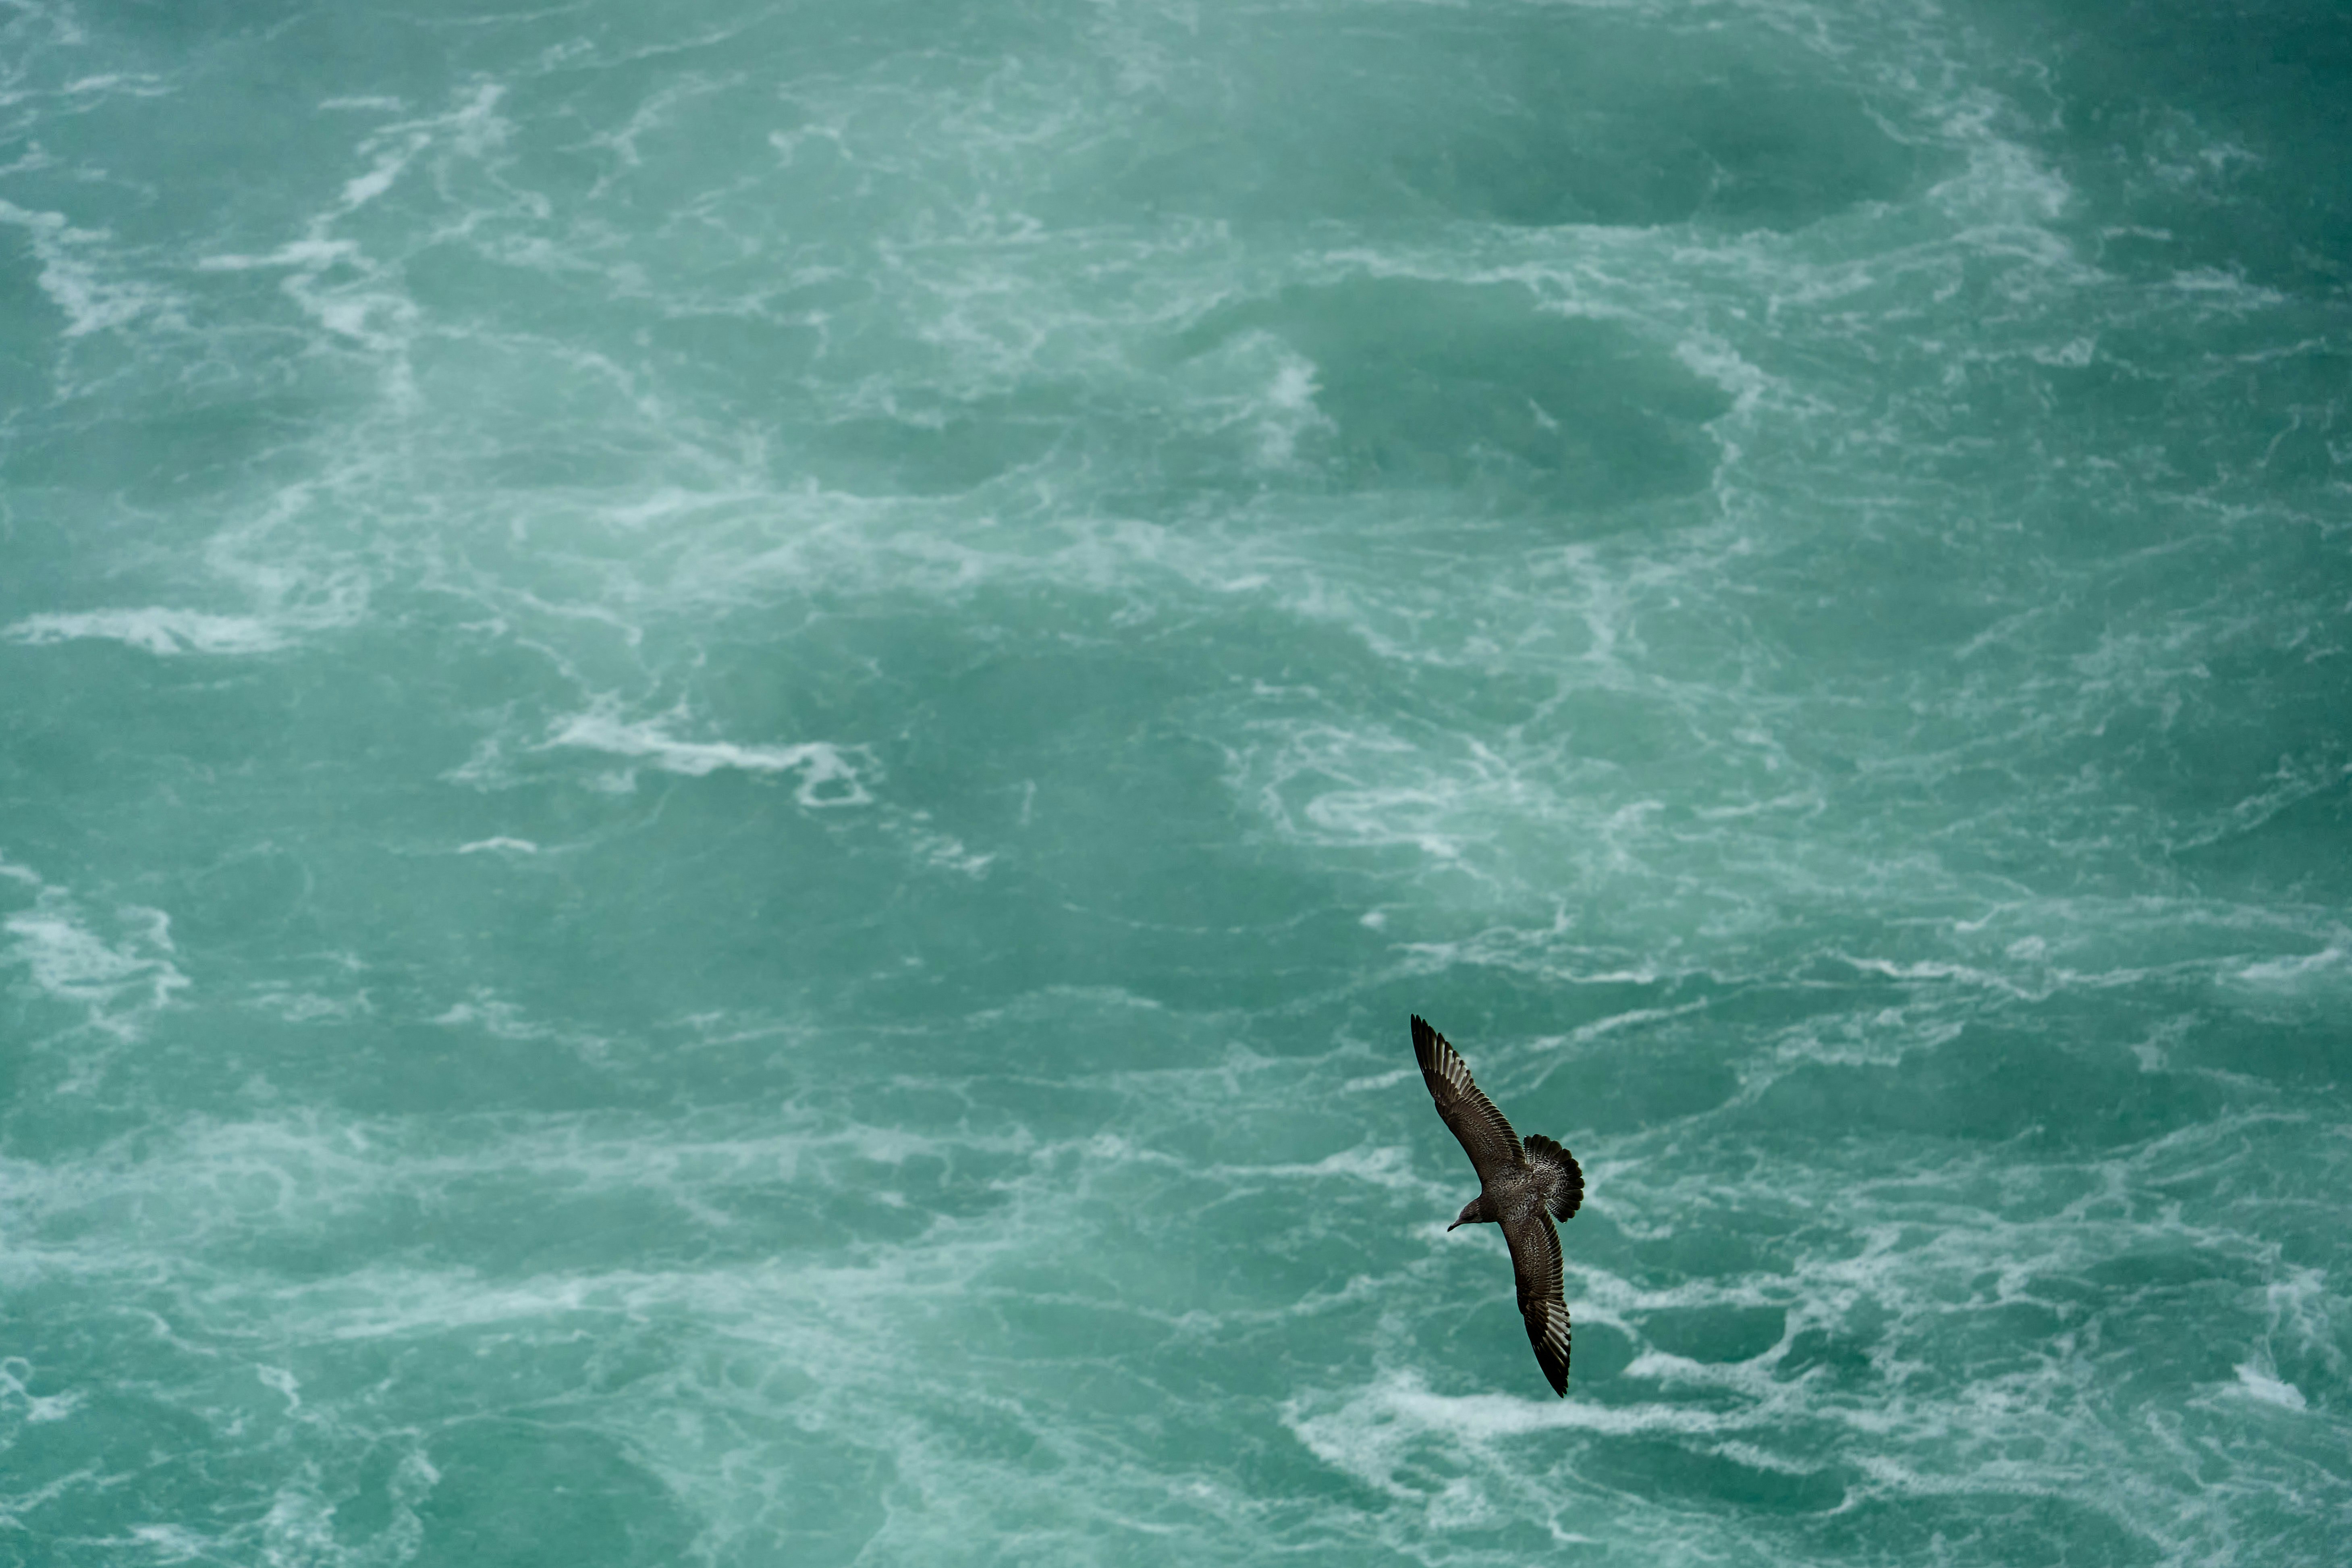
[1446,1218,1464,1232]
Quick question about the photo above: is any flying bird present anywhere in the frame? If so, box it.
[1411,1014,1584,1396]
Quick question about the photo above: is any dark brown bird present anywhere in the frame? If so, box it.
[1412,1015,1584,1396]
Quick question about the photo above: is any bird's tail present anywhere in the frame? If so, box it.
[1524,1134,1584,1221]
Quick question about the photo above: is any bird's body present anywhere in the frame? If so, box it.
[1411,1014,1584,1396]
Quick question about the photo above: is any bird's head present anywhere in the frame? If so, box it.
[1448,1198,1486,1231]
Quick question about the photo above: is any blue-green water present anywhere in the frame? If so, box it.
[4,0,2349,1561]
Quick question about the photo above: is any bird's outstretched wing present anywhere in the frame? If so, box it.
[1412,1015,1522,1186]
[1501,1205,1571,1397]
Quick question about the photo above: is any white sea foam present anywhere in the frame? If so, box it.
[0,1358,81,1424]
[248,986,371,1024]
[127,1524,210,1561]
[2,608,289,656]
[195,237,364,273]
[904,819,994,876]
[1284,1368,1774,1501]
[184,81,508,387]
[2229,945,2348,989]
[0,197,178,339]
[547,707,874,806]
[2232,1360,2306,1411]
[1251,350,1332,467]
[255,1365,301,1413]
[2,885,188,1043]
[455,837,540,854]
[1673,332,1777,420]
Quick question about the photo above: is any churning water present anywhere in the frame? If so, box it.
[3,0,2348,1562]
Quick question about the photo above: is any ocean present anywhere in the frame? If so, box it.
[2,0,2347,1562]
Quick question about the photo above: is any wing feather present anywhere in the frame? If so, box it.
[1501,1206,1571,1397]
[1411,1016,1522,1185]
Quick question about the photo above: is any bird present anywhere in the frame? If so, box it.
[1411,1014,1584,1396]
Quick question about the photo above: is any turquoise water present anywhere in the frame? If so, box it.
[4,0,2348,1561]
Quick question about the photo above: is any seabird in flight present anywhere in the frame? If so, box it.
[1412,1014,1584,1396]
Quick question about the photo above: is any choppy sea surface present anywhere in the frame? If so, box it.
[4,0,2350,1562]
